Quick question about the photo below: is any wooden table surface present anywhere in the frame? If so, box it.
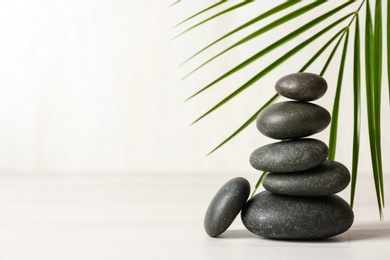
[0,172,389,259]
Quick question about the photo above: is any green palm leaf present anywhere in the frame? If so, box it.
[208,93,279,155]
[300,29,345,73]
[388,0,390,103]
[319,31,346,76]
[365,0,383,218]
[328,30,349,160]
[180,0,301,66]
[173,0,254,38]
[374,0,384,208]
[192,13,353,124]
[351,14,361,208]
[174,1,227,26]
[251,171,268,197]
[183,0,327,79]
[208,27,346,156]
[169,0,181,7]
[186,2,353,101]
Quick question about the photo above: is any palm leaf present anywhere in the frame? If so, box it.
[319,31,346,76]
[208,28,349,155]
[365,0,383,218]
[350,14,361,208]
[300,29,345,73]
[374,0,384,208]
[328,30,349,161]
[191,12,353,124]
[251,171,268,197]
[388,0,390,103]
[169,0,181,7]
[174,1,227,26]
[183,0,327,79]
[181,0,301,66]
[186,2,353,101]
[208,93,279,155]
[173,0,254,38]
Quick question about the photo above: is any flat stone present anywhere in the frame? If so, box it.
[250,138,328,172]
[204,177,250,237]
[241,191,354,240]
[262,160,350,196]
[275,72,327,101]
[256,101,331,139]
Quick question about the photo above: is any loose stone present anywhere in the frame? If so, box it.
[262,160,351,196]
[256,101,331,139]
[250,138,328,172]
[204,177,251,237]
[275,72,328,101]
[241,191,354,240]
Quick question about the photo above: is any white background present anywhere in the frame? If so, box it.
[0,0,389,176]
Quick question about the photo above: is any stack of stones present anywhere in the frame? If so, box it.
[204,72,354,240]
[242,72,354,240]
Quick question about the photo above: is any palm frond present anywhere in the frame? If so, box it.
[186,2,354,101]
[174,0,254,38]
[351,14,361,208]
[319,31,346,76]
[365,0,383,218]
[207,93,279,155]
[251,171,268,197]
[388,0,390,103]
[328,30,349,160]
[169,0,181,7]
[181,0,301,66]
[300,29,345,72]
[374,0,384,208]
[183,0,327,79]
[174,0,227,26]
[191,12,353,124]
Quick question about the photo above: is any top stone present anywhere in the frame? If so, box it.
[275,72,327,101]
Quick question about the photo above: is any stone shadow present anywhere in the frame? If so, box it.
[216,222,390,242]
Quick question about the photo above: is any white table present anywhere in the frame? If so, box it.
[0,172,389,259]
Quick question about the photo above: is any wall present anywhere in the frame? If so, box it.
[0,1,388,175]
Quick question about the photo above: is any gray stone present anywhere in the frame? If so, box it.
[241,191,354,240]
[275,72,328,101]
[204,177,250,237]
[256,101,331,139]
[262,160,350,196]
[250,138,328,172]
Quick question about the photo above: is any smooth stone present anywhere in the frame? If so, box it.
[250,138,328,172]
[275,72,327,101]
[241,191,354,240]
[262,160,351,196]
[256,101,331,139]
[204,177,250,237]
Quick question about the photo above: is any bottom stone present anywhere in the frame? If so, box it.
[241,191,354,240]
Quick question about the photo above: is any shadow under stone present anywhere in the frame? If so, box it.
[218,229,258,239]
[216,222,390,242]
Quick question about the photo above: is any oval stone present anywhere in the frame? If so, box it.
[204,177,250,237]
[250,138,328,172]
[241,191,354,240]
[275,72,327,101]
[262,160,351,196]
[256,101,331,139]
